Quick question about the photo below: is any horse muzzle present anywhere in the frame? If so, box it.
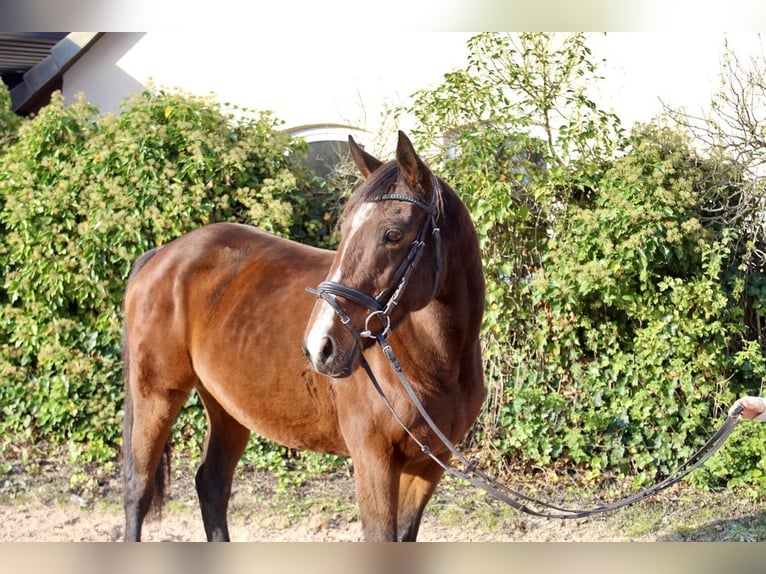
[302,294,363,378]
[301,333,359,378]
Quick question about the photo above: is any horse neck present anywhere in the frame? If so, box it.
[409,187,485,354]
[439,185,484,306]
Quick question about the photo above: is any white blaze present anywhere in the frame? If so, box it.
[304,202,375,363]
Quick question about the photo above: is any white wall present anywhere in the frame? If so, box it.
[62,32,764,144]
[63,33,147,114]
[63,31,474,146]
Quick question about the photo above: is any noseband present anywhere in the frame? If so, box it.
[307,180,443,341]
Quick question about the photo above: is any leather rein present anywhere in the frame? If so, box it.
[306,183,743,519]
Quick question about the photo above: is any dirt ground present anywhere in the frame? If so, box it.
[1,451,764,542]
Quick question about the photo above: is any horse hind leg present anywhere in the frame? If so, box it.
[122,329,198,541]
[123,380,191,541]
[194,385,251,542]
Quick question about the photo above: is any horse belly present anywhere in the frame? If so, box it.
[192,328,349,456]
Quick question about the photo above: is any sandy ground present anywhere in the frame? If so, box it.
[0,491,657,542]
[2,456,764,543]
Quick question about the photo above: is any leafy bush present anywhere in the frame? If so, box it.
[0,80,21,149]
[0,88,329,464]
[505,123,763,483]
[404,33,625,432]
[2,34,764,493]
[404,33,765,488]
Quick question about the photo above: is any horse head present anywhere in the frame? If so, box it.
[302,131,444,377]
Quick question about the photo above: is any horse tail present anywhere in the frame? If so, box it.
[122,246,170,517]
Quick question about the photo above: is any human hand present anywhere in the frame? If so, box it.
[729,396,766,421]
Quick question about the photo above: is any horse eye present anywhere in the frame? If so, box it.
[382,228,403,245]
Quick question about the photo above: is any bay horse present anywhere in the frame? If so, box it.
[121,131,486,542]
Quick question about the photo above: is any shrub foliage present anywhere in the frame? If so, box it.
[0,33,764,491]
[403,33,765,487]
[0,89,329,463]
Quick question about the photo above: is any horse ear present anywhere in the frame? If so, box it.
[395,131,429,194]
[348,135,383,179]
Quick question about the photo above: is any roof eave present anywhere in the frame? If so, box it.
[10,32,104,114]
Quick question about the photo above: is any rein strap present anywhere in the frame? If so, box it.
[361,332,743,519]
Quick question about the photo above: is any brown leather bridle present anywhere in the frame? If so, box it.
[306,183,443,341]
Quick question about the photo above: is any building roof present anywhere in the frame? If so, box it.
[0,32,103,114]
[1,33,67,85]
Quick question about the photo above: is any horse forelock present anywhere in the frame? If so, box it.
[342,160,446,223]
[341,161,398,220]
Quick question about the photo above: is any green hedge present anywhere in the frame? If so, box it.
[500,124,766,487]
[1,33,764,491]
[0,87,335,465]
[404,33,766,488]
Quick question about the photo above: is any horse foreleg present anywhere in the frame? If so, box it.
[396,457,448,542]
[194,386,251,542]
[351,444,402,541]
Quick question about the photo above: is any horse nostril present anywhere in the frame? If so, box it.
[319,336,335,364]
